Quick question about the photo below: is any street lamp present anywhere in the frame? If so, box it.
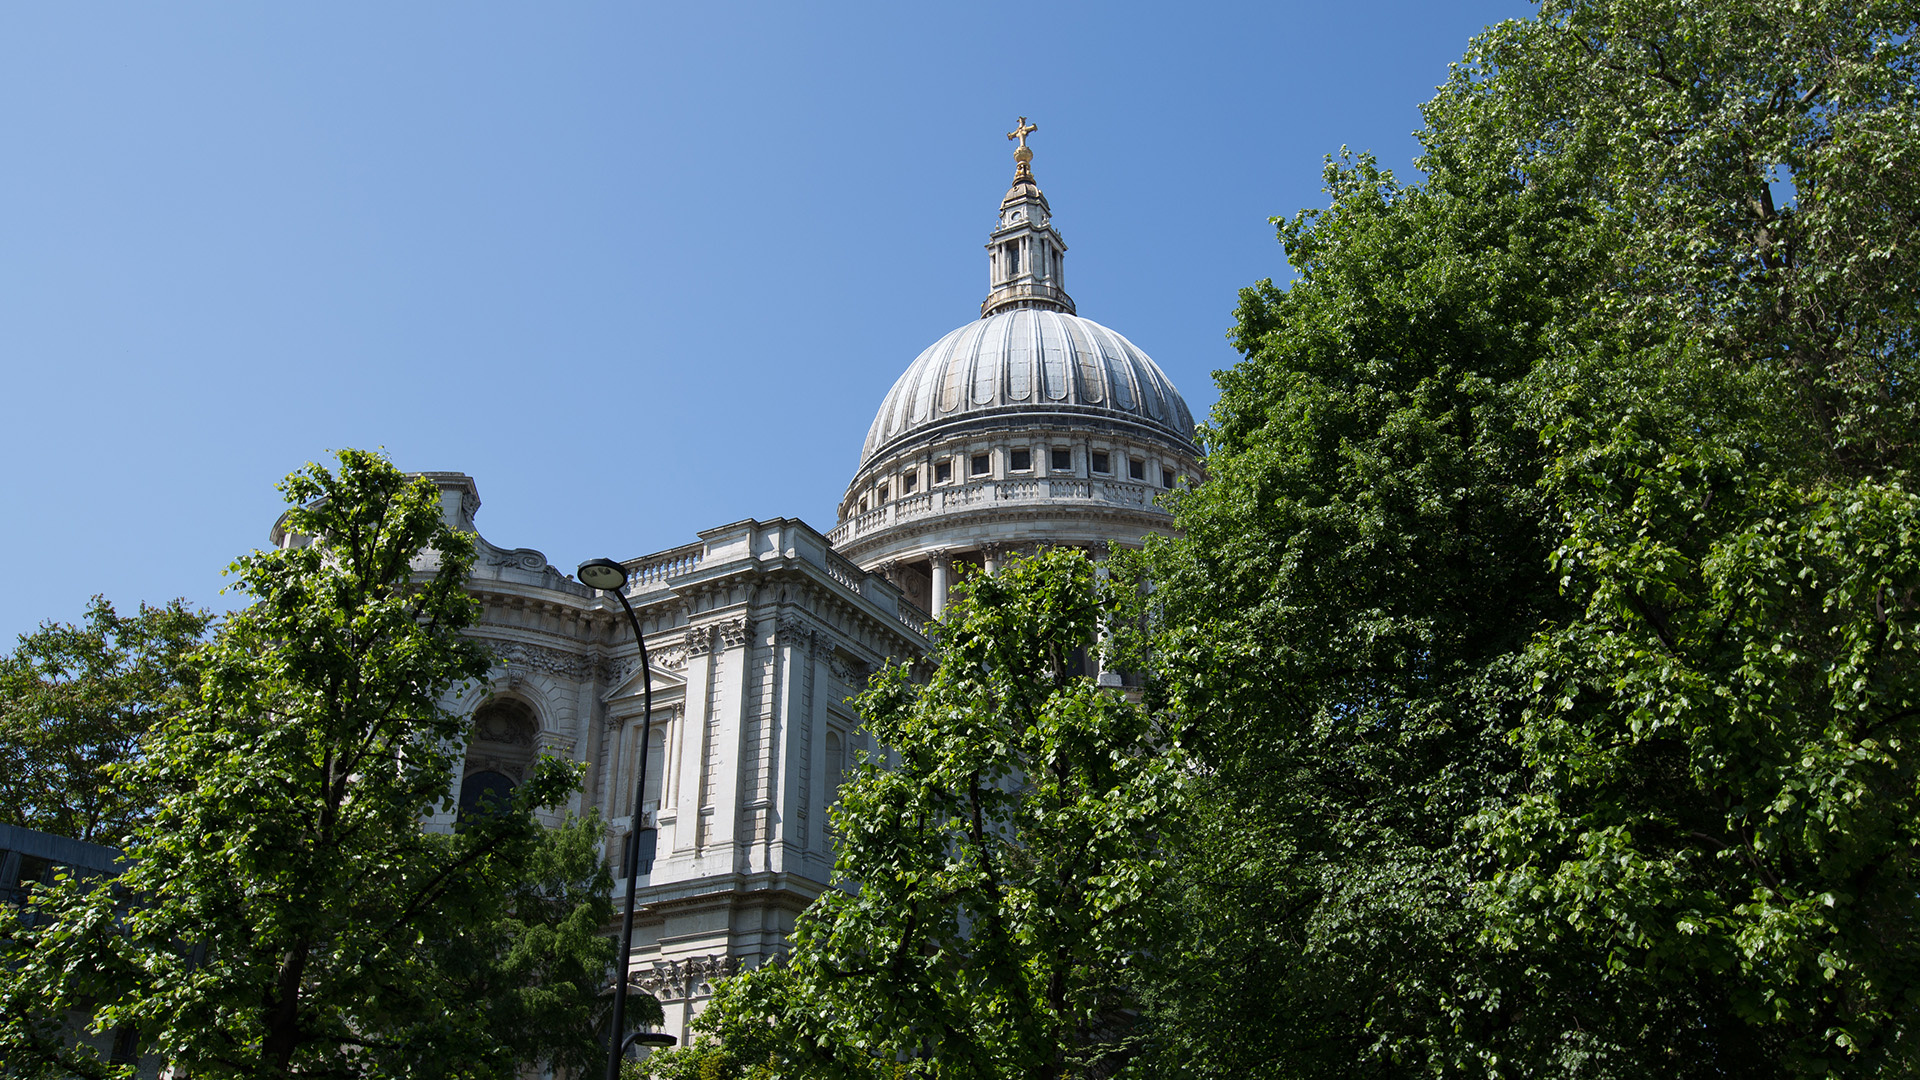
[578,558,675,1078]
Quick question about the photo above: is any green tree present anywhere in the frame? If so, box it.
[1132,147,1625,1076]
[0,596,213,844]
[1140,0,1920,1076]
[0,450,622,1080]
[644,549,1178,1080]
[1453,0,1920,1072]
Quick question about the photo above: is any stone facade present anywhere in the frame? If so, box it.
[409,477,925,1041]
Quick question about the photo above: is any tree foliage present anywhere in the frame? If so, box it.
[643,549,1178,1080]
[0,450,619,1080]
[0,596,212,844]
[1137,1,1920,1076]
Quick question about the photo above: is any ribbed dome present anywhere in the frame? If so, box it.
[861,308,1196,465]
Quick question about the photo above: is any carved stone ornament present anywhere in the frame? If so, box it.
[472,714,534,747]
[479,541,550,572]
[826,650,868,682]
[683,624,716,657]
[628,953,740,1000]
[775,613,816,651]
[653,643,690,671]
[716,617,752,649]
[499,643,594,681]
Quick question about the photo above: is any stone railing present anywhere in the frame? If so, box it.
[895,597,931,635]
[980,280,1076,317]
[622,543,703,594]
[825,477,1166,549]
[823,549,866,594]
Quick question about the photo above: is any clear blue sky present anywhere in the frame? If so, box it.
[0,1,1533,644]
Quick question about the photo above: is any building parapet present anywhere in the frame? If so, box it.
[827,476,1168,549]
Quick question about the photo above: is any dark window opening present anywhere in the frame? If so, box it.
[1129,459,1145,481]
[903,473,917,493]
[971,453,991,476]
[876,483,888,504]
[110,1025,139,1066]
[1091,451,1110,474]
[1010,448,1031,471]
[458,770,515,822]
[1051,447,1072,471]
[935,461,952,483]
[1066,645,1090,679]
[1163,468,1176,488]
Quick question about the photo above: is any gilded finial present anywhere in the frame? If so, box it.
[1006,116,1037,179]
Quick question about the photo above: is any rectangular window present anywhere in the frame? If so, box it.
[1129,459,1145,481]
[1091,451,1110,474]
[1051,447,1072,471]
[903,472,917,493]
[971,453,991,476]
[876,483,888,504]
[1010,448,1031,471]
[935,461,951,484]
[1162,467,1176,488]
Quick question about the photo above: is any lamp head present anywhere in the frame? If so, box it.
[577,558,629,592]
[625,1032,678,1050]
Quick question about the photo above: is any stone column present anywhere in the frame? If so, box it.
[1090,543,1122,686]
[982,543,1003,577]
[929,549,950,617]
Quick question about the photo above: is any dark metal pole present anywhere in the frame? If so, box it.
[604,585,655,1080]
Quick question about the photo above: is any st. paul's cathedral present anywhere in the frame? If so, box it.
[320,123,1202,1042]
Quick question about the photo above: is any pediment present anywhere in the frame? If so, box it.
[605,660,686,702]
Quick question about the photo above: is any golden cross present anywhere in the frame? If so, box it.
[1006,117,1037,149]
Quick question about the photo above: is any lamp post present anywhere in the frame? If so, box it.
[578,557,674,1079]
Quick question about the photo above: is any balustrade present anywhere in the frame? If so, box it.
[622,544,703,593]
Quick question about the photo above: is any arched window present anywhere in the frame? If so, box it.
[460,698,538,823]
[458,770,515,820]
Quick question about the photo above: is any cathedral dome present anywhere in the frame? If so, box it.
[830,119,1203,621]
[860,308,1197,467]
